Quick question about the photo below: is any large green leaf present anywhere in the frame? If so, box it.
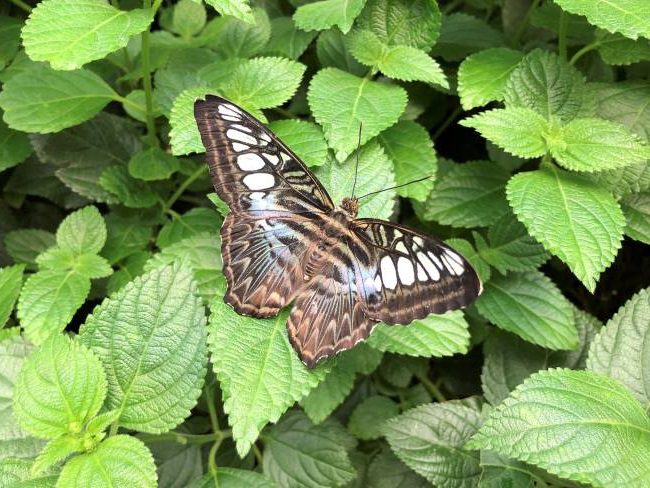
[0,66,117,133]
[13,334,106,439]
[22,0,153,70]
[348,395,399,440]
[208,299,328,457]
[468,369,650,487]
[190,468,275,488]
[157,208,221,249]
[267,119,328,167]
[590,81,650,141]
[263,411,356,487]
[200,8,270,58]
[294,0,367,34]
[147,437,202,488]
[622,192,650,244]
[203,0,254,24]
[171,0,206,39]
[477,270,577,350]
[4,229,55,269]
[0,115,32,172]
[507,165,625,291]
[56,206,106,256]
[588,287,650,408]
[368,310,470,358]
[79,265,207,433]
[308,68,407,161]
[315,142,396,219]
[457,48,523,110]
[0,264,24,328]
[263,17,318,60]
[432,13,504,62]
[128,148,180,181]
[384,401,481,487]
[365,447,430,487]
[57,435,157,488]
[377,121,436,202]
[552,0,650,40]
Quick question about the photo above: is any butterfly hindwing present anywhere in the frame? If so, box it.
[350,219,482,324]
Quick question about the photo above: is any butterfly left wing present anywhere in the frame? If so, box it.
[350,219,482,325]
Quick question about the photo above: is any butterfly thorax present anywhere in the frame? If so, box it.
[341,197,359,218]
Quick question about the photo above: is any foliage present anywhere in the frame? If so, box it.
[0,0,649,487]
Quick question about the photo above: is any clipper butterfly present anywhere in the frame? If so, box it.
[194,95,482,367]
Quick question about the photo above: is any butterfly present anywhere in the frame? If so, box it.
[194,95,482,368]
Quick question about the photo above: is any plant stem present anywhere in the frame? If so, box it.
[9,0,31,12]
[432,105,462,142]
[141,0,159,147]
[108,421,119,437]
[252,443,264,465]
[418,375,447,403]
[512,0,541,45]
[569,41,600,65]
[162,166,207,212]
[557,10,568,60]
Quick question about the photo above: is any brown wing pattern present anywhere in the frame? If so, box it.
[351,219,482,324]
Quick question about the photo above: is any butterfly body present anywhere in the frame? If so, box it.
[195,95,482,367]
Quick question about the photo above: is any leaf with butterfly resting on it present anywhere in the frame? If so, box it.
[194,95,482,367]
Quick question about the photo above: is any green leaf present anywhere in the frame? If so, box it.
[32,435,84,476]
[145,233,222,302]
[208,299,329,457]
[17,270,90,345]
[294,0,366,34]
[57,435,157,488]
[190,468,275,488]
[348,30,448,88]
[590,81,650,141]
[0,66,116,133]
[445,237,492,284]
[460,108,549,159]
[203,0,254,24]
[0,15,21,70]
[552,0,650,40]
[128,148,180,182]
[0,458,57,487]
[0,116,33,172]
[477,451,539,488]
[348,395,399,440]
[315,142,396,219]
[366,447,430,487]
[418,160,510,228]
[482,309,601,405]
[384,401,481,486]
[263,410,356,487]
[267,119,328,167]
[588,287,650,407]
[73,254,113,280]
[169,87,217,156]
[13,334,106,439]
[474,213,549,274]
[22,0,153,70]
[468,369,650,487]
[597,31,650,65]
[506,165,625,291]
[0,265,24,328]
[477,270,577,350]
[157,208,222,248]
[264,17,318,59]
[368,310,470,358]
[432,13,504,62]
[0,336,44,462]
[621,192,650,244]
[222,57,306,109]
[377,121,436,202]
[300,344,382,424]
[103,212,154,263]
[106,251,150,296]
[548,118,650,172]
[79,265,207,433]
[356,0,442,50]
[308,67,407,161]
[121,89,161,123]
[504,49,584,123]
[4,230,55,268]
[56,206,106,255]
[457,48,524,110]
[201,8,270,58]
[316,29,366,76]
[171,0,206,39]
[147,437,202,488]
[100,166,160,208]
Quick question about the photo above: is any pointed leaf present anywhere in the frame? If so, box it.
[294,0,367,34]
[56,206,107,255]
[203,0,254,24]
[348,395,399,440]
[621,192,650,244]
[267,119,328,168]
[128,148,181,181]
[0,264,24,328]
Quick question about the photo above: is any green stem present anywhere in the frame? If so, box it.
[162,166,207,212]
[442,0,462,15]
[512,0,541,45]
[569,41,600,65]
[113,95,146,112]
[252,443,264,466]
[141,0,159,147]
[557,10,569,60]
[418,375,447,403]
[108,421,119,437]
[9,0,31,12]
[139,431,228,445]
[432,105,462,142]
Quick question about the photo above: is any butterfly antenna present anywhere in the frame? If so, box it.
[357,175,434,200]
[351,122,362,198]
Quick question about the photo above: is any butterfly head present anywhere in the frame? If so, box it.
[341,197,359,218]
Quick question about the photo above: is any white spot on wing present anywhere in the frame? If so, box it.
[237,153,265,171]
[264,153,279,165]
[232,143,248,152]
[396,241,408,254]
[444,252,465,275]
[397,257,415,285]
[416,263,428,281]
[418,252,440,281]
[223,103,241,114]
[427,251,443,270]
[374,275,382,291]
[243,173,274,190]
[231,123,251,133]
[222,115,239,122]
[445,249,464,266]
[440,254,457,275]
[250,192,265,200]
[227,129,257,145]
[380,256,398,290]
[413,236,424,248]
[260,132,271,142]
[218,105,239,117]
